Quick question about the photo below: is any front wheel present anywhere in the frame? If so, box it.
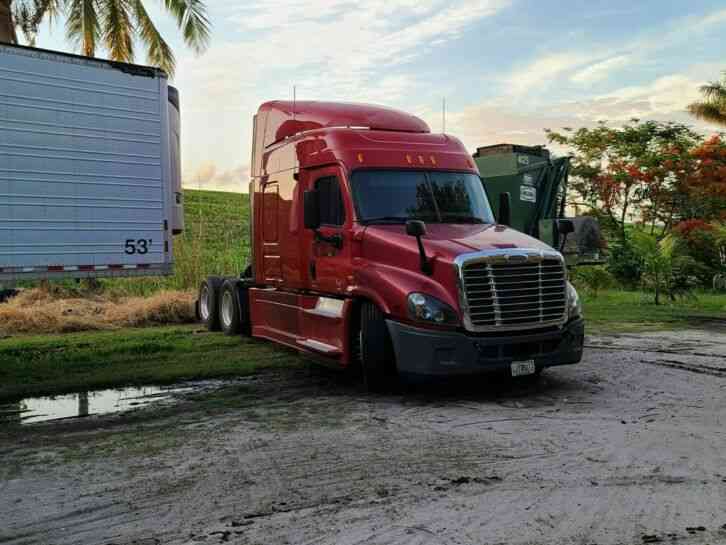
[359,302,396,391]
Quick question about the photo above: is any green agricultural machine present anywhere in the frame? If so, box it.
[474,144,602,264]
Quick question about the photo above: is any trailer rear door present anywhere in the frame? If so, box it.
[0,44,175,281]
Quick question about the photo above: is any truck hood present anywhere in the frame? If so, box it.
[361,223,555,265]
[356,224,558,318]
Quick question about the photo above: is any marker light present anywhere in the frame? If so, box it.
[406,154,413,164]
[357,153,364,163]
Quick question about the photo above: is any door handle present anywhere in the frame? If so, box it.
[314,231,343,250]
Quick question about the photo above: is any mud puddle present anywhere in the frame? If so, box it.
[0,382,219,425]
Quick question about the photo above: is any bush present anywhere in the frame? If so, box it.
[673,220,725,286]
[570,266,615,297]
[631,231,702,305]
[606,237,643,286]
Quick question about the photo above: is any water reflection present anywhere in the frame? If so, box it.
[0,385,194,425]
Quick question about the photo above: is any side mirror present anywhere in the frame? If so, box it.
[303,190,320,230]
[556,219,575,235]
[406,220,431,275]
[406,219,427,238]
[498,192,511,227]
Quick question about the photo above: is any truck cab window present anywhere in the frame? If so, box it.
[316,176,346,226]
[351,170,495,224]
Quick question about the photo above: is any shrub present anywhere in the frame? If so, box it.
[630,231,702,304]
[570,266,615,297]
[606,236,643,286]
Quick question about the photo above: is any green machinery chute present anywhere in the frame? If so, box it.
[474,144,602,263]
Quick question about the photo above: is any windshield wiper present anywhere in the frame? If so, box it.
[361,216,409,225]
[440,215,486,224]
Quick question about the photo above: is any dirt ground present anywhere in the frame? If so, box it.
[2,328,726,545]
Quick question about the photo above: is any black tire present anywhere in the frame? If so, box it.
[359,302,396,391]
[198,276,223,331]
[219,279,242,336]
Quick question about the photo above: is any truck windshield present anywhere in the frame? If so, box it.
[351,170,495,225]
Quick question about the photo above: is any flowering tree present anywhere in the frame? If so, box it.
[546,120,703,242]
[684,135,726,221]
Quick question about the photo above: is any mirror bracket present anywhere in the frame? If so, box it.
[406,220,432,275]
[556,218,575,252]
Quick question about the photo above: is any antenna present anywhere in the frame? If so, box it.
[442,97,446,134]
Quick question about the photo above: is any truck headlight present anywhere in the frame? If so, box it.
[567,282,582,319]
[407,293,459,326]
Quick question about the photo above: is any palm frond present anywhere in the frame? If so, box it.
[66,0,100,56]
[161,0,210,52]
[34,0,63,26]
[699,81,726,102]
[132,0,175,75]
[687,102,726,127]
[13,2,34,43]
[100,0,134,63]
[14,0,64,44]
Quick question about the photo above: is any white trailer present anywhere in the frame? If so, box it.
[0,43,183,282]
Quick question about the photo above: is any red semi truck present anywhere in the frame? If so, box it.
[198,101,584,388]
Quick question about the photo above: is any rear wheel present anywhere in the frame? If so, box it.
[359,302,396,391]
[219,279,242,336]
[199,276,223,331]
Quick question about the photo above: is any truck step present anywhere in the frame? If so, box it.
[297,339,341,356]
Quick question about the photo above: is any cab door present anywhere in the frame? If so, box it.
[309,168,352,295]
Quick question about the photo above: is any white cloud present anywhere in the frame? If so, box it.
[183,162,250,193]
[570,55,631,85]
[172,0,511,190]
[503,51,595,96]
[591,74,703,119]
[448,71,718,159]
[171,3,726,191]
[223,0,510,98]
[503,6,726,98]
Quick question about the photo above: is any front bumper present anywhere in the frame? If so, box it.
[386,317,584,377]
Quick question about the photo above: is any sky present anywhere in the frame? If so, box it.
[29,0,726,192]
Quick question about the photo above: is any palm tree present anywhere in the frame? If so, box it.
[0,1,17,43]
[688,73,726,127]
[0,0,209,77]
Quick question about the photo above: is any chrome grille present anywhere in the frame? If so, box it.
[457,251,568,332]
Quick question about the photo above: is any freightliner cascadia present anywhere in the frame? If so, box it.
[198,101,584,389]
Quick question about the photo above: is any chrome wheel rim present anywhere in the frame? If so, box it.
[221,291,234,328]
[200,286,210,321]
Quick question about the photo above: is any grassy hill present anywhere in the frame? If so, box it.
[110,189,250,296]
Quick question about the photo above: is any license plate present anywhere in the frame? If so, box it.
[511,360,536,377]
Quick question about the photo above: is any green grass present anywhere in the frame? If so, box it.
[0,325,299,403]
[582,289,726,334]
